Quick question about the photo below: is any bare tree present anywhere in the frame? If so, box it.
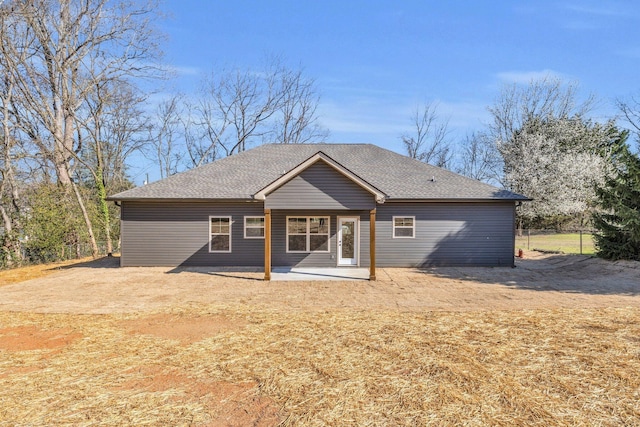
[184,58,327,167]
[271,67,329,144]
[0,0,161,258]
[85,82,150,189]
[457,132,501,184]
[0,5,31,265]
[0,73,23,265]
[488,76,595,145]
[184,79,233,168]
[150,94,184,179]
[1,0,160,184]
[401,102,452,168]
[74,80,149,254]
[220,64,285,155]
[617,93,640,141]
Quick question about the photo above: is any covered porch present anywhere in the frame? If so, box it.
[263,208,377,281]
[253,151,384,282]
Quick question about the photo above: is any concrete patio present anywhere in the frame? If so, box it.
[270,267,370,281]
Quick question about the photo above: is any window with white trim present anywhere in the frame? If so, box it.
[393,216,415,238]
[209,216,232,252]
[244,216,265,239]
[287,216,330,252]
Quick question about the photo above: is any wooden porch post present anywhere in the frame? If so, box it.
[264,208,271,281]
[369,208,376,281]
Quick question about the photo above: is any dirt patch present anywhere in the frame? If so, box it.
[121,313,248,344]
[0,325,82,351]
[116,365,280,426]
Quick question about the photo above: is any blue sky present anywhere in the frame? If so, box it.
[134,0,640,183]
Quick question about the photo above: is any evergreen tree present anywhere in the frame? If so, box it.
[592,132,640,260]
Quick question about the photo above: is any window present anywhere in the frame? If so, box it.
[210,216,232,252]
[244,216,265,239]
[287,216,330,253]
[393,216,415,238]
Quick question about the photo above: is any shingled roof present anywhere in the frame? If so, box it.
[109,143,528,201]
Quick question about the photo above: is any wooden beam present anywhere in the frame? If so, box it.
[369,208,376,281]
[264,208,271,281]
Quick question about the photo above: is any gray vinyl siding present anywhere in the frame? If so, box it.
[376,202,515,267]
[121,200,514,268]
[120,200,265,267]
[270,210,371,268]
[265,161,375,210]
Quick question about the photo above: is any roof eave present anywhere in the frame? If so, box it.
[106,196,259,202]
[384,197,531,203]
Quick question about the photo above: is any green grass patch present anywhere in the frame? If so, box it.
[516,232,595,255]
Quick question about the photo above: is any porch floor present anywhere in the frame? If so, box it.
[271,267,370,281]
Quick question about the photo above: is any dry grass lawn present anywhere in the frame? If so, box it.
[0,254,638,425]
[1,304,639,426]
[516,232,596,255]
[0,257,95,287]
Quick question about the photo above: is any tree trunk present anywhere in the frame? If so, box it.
[517,218,523,237]
[0,77,23,265]
[70,179,99,258]
[96,169,113,255]
[0,203,21,267]
[54,111,73,184]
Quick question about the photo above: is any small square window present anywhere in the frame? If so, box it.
[393,216,415,238]
[244,216,265,239]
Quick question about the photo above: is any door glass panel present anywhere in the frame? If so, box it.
[341,221,354,259]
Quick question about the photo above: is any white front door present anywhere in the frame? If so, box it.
[338,217,358,266]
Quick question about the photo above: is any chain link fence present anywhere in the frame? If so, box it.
[17,241,119,267]
[515,230,596,255]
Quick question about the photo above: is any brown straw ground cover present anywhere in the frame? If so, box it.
[0,257,96,287]
[1,304,639,426]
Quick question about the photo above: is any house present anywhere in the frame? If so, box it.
[108,143,528,280]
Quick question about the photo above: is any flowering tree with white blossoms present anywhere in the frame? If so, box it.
[499,116,621,229]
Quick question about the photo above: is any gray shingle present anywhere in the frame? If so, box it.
[109,143,528,201]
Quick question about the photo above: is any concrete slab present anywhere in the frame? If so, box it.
[270,267,370,281]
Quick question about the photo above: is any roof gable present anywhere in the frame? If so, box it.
[254,151,386,203]
[263,159,377,210]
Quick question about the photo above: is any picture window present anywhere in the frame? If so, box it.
[287,216,330,252]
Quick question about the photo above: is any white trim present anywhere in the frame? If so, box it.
[209,216,232,252]
[392,216,415,239]
[244,216,265,239]
[286,216,331,253]
[253,152,386,203]
[337,216,359,266]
